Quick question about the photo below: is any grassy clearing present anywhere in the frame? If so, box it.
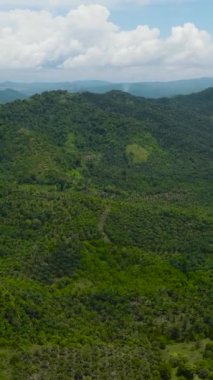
[164,339,212,380]
[126,143,150,163]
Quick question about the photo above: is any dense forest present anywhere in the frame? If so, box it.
[0,89,212,379]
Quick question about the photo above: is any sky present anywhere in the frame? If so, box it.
[0,0,213,82]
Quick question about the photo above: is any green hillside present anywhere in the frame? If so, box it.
[0,90,212,379]
[0,89,26,104]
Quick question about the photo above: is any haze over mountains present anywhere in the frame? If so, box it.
[0,88,26,104]
[1,77,213,104]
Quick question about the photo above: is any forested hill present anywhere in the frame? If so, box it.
[0,88,212,197]
[0,89,212,379]
[0,89,26,104]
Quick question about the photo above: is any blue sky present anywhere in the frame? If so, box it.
[111,1,213,36]
[0,0,213,82]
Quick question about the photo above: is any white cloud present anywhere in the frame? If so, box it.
[0,0,195,11]
[0,4,212,81]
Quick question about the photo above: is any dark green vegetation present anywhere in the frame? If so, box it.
[0,89,212,379]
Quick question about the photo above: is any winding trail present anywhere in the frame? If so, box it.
[99,205,111,243]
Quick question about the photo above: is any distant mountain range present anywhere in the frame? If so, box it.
[1,77,213,102]
[0,88,26,104]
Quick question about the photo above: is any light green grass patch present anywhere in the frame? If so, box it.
[0,349,13,380]
[126,144,150,164]
[163,339,211,380]
[65,132,76,153]
[165,339,210,363]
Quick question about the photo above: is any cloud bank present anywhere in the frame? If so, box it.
[0,4,212,81]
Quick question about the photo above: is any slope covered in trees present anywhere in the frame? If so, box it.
[0,89,212,379]
[0,89,26,104]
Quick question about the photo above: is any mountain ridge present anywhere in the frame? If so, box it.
[1,88,212,195]
[1,76,213,101]
[0,88,26,104]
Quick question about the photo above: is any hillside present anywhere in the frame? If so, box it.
[0,90,212,379]
[0,89,26,104]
